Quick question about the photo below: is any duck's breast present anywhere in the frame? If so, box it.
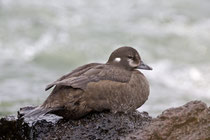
[85,70,150,112]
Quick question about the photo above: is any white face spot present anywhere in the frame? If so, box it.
[128,59,139,67]
[114,57,121,62]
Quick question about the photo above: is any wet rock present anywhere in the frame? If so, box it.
[0,116,19,140]
[0,110,151,140]
[0,100,209,140]
[126,101,210,140]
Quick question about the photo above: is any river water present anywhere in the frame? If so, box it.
[0,0,210,117]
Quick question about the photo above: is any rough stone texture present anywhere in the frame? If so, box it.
[0,100,209,140]
[126,101,210,140]
[0,111,151,140]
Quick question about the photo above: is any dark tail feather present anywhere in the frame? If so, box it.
[23,106,51,119]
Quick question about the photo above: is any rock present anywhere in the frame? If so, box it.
[0,100,209,140]
[0,110,151,140]
[126,101,210,140]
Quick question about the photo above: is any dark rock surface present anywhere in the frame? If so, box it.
[0,100,209,140]
[0,110,151,140]
[126,101,210,140]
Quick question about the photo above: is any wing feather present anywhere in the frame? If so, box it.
[45,63,131,91]
[45,63,101,91]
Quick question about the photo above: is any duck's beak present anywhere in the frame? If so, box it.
[138,61,153,70]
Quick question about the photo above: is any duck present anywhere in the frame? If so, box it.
[24,46,152,119]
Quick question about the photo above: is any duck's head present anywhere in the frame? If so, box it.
[107,46,152,71]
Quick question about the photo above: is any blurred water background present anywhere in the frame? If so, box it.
[0,0,210,117]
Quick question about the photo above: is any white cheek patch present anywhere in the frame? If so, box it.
[114,57,121,62]
[128,59,139,67]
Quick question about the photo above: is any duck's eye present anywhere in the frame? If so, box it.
[128,55,134,59]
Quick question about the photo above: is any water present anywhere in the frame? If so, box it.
[0,0,210,117]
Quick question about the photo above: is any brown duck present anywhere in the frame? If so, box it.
[25,46,152,119]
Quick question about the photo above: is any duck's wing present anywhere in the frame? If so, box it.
[45,63,101,91]
[45,64,131,91]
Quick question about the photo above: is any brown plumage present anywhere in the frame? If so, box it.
[25,46,152,119]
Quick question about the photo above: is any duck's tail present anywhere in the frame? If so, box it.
[23,106,52,119]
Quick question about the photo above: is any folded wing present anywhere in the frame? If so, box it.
[45,63,131,91]
[45,63,101,90]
